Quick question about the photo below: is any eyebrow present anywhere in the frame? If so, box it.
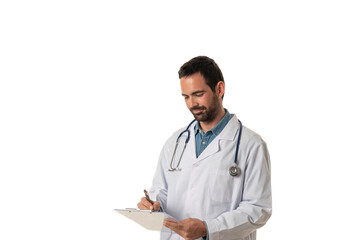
[182,90,206,97]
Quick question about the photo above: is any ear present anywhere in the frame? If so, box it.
[216,81,225,98]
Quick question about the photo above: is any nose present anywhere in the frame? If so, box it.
[187,96,198,109]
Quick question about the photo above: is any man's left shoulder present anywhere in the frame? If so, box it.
[241,125,267,147]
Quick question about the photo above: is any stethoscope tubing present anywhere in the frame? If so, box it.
[176,119,196,143]
[169,118,243,176]
[234,120,243,165]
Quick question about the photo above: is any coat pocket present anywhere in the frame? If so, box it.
[209,170,237,203]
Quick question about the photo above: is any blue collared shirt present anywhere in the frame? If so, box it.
[194,109,231,158]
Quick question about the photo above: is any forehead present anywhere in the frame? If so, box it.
[180,72,210,92]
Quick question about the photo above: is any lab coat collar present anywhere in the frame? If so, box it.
[188,114,240,163]
[194,109,231,137]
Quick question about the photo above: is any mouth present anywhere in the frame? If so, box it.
[191,108,205,115]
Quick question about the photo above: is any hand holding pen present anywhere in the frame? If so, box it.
[137,189,161,211]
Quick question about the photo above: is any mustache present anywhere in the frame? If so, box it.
[190,106,206,111]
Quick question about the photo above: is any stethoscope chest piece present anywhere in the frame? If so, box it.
[229,165,240,177]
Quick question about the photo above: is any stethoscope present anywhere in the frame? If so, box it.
[168,119,243,177]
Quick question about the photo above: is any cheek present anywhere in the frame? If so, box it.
[201,96,211,107]
[185,100,191,109]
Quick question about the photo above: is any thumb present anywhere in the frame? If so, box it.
[153,201,161,211]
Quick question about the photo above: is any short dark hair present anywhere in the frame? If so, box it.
[178,56,224,93]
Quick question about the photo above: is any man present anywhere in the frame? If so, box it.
[138,56,272,240]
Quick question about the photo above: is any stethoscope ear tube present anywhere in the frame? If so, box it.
[170,119,197,171]
[168,142,179,171]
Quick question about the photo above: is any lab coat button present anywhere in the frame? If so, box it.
[193,163,199,167]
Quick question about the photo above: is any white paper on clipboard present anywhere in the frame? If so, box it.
[115,208,165,231]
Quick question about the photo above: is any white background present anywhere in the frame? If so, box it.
[1,1,358,239]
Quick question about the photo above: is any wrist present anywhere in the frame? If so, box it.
[202,221,208,239]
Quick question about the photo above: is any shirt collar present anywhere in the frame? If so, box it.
[194,109,231,136]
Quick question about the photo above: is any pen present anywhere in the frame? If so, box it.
[144,189,154,205]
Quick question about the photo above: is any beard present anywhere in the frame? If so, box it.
[190,95,220,122]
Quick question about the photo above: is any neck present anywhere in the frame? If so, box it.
[199,108,226,132]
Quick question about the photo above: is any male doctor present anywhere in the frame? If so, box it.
[138,56,272,240]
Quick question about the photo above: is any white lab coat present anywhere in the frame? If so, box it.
[149,114,272,240]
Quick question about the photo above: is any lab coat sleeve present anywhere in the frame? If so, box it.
[148,136,171,211]
[205,138,272,240]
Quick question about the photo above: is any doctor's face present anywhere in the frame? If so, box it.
[180,72,222,123]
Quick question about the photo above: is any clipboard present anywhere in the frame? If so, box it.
[115,208,165,231]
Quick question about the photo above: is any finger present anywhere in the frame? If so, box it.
[164,218,177,223]
[164,219,182,231]
[179,218,193,224]
[141,197,153,209]
[164,221,185,238]
[137,197,153,210]
[153,201,161,211]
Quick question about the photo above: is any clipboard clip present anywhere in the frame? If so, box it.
[125,208,154,213]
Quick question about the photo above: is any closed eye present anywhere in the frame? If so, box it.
[192,90,205,97]
[182,90,205,99]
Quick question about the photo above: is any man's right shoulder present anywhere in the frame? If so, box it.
[164,125,189,145]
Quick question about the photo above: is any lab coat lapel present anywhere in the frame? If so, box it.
[195,138,220,162]
[195,115,240,163]
[187,125,197,160]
